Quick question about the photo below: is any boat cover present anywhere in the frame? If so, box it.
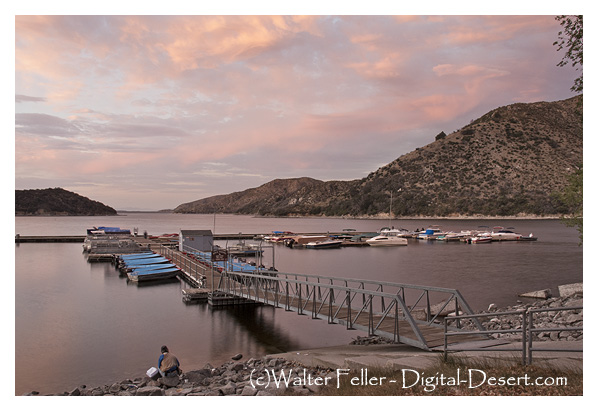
[123,257,170,267]
[130,264,177,273]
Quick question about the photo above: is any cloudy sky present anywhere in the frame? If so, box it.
[14,9,582,210]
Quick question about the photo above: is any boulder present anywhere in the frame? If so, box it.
[220,382,237,395]
[240,385,258,396]
[518,289,552,299]
[160,375,180,388]
[136,386,164,396]
[558,283,583,297]
[185,369,211,384]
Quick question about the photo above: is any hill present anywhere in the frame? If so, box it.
[15,188,117,216]
[174,96,582,217]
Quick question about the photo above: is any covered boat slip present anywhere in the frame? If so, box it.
[113,252,182,282]
[127,266,182,282]
[128,263,177,273]
[115,253,171,268]
[116,252,162,263]
[118,257,172,268]
[118,252,158,259]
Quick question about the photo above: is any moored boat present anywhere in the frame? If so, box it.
[123,263,177,272]
[366,235,408,246]
[379,227,411,237]
[305,240,343,249]
[518,233,538,241]
[416,226,446,240]
[228,242,263,257]
[470,234,493,244]
[290,235,330,245]
[490,228,522,241]
[127,266,182,282]
[118,256,171,271]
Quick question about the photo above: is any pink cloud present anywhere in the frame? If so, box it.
[15,15,580,209]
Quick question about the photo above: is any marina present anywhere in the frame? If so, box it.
[15,213,582,396]
[71,220,572,353]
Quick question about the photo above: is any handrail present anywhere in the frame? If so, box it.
[224,270,429,348]
[250,270,484,330]
[443,306,583,365]
[527,306,583,364]
[443,310,528,364]
[157,244,215,288]
[215,270,483,350]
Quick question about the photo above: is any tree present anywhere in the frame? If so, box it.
[554,16,583,243]
[559,167,583,244]
[554,15,583,94]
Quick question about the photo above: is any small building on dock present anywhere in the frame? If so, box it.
[179,229,213,253]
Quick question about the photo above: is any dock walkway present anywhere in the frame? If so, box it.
[211,270,492,352]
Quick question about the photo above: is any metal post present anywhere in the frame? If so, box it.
[329,287,334,323]
[455,297,461,329]
[444,319,448,362]
[426,290,431,322]
[394,303,399,343]
[369,296,374,336]
[521,310,527,365]
[298,281,302,315]
[312,285,317,319]
[361,282,366,306]
[527,310,534,365]
[347,290,352,329]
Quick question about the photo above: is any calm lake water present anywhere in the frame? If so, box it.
[14,213,582,395]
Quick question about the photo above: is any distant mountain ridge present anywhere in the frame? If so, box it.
[15,188,117,216]
[174,95,582,217]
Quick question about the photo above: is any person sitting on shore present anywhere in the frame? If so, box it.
[158,345,181,377]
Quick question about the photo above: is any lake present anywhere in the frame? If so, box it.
[14,213,582,395]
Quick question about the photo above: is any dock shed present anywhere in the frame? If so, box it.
[179,229,213,253]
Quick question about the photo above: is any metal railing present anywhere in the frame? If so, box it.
[157,244,217,288]
[443,306,583,364]
[215,269,485,351]
[527,306,583,364]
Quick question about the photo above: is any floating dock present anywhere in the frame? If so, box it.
[15,235,86,243]
[181,288,210,302]
[208,290,262,307]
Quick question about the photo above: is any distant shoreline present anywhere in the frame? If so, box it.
[15,211,565,220]
[116,211,564,220]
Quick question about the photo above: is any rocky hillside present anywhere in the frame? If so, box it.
[175,177,354,215]
[15,188,117,216]
[175,96,582,217]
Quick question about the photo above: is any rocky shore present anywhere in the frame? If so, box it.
[469,294,583,342]
[23,289,582,396]
[23,356,337,396]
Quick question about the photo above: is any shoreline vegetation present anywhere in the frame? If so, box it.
[22,210,568,221]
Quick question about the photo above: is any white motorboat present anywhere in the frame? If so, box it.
[366,235,408,247]
[470,234,493,244]
[305,240,343,249]
[491,229,522,241]
[379,227,410,237]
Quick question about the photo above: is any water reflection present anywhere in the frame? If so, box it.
[14,216,582,395]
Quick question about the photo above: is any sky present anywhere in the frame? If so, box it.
[13,7,584,211]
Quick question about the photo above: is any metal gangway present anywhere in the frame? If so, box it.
[214,269,488,351]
